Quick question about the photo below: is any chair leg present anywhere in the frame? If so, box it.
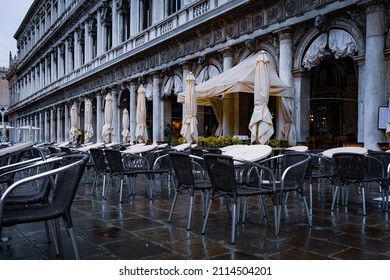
[302,195,312,227]
[168,191,178,223]
[231,201,236,244]
[67,227,80,260]
[187,192,194,231]
[90,173,98,196]
[331,185,340,211]
[361,185,366,216]
[273,204,279,237]
[104,175,112,199]
[119,178,124,203]
[53,219,64,259]
[201,198,213,235]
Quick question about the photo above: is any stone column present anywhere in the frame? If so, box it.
[96,10,102,56]
[64,103,69,142]
[130,0,139,36]
[112,0,118,47]
[84,21,90,63]
[222,48,234,136]
[293,70,311,143]
[44,110,49,143]
[57,107,62,143]
[50,107,55,142]
[129,82,137,144]
[34,114,38,143]
[278,29,294,141]
[355,57,365,143]
[39,111,43,142]
[74,30,80,69]
[111,86,120,143]
[65,37,70,74]
[152,73,161,144]
[364,1,387,150]
[96,93,103,143]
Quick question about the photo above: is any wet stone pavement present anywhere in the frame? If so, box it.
[1,169,390,260]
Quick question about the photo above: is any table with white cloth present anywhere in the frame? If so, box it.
[322,147,367,158]
[73,142,105,152]
[171,143,191,152]
[220,144,248,153]
[286,146,309,152]
[223,144,272,165]
[121,144,158,155]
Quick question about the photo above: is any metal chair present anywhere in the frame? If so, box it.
[104,149,152,203]
[0,153,89,259]
[89,148,109,197]
[307,152,337,209]
[331,153,367,216]
[168,152,211,231]
[201,153,278,243]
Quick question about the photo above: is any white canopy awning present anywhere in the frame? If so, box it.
[178,52,294,106]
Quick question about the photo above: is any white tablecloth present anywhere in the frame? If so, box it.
[223,145,272,165]
[286,146,309,152]
[322,147,367,158]
[121,144,158,154]
[0,142,34,157]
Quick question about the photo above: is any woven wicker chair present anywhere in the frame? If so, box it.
[168,151,211,231]
[0,153,89,259]
[89,148,110,197]
[201,153,278,243]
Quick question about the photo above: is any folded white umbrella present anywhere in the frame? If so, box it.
[248,51,274,144]
[84,99,94,142]
[102,93,114,143]
[180,72,198,143]
[121,108,131,143]
[69,103,78,142]
[135,85,148,143]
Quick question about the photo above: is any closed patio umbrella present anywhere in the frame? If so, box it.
[180,72,198,143]
[69,103,78,142]
[121,108,131,143]
[248,51,274,144]
[84,99,94,143]
[135,85,147,143]
[102,93,114,143]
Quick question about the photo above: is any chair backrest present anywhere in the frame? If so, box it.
[169,152,195,187]
[89,148,107,171]
[203,153,237,194]
[332,152,365,181]
[104,149,124,174]
[367,151,390,175]
[51,154,89,224]
[281,152,310,189]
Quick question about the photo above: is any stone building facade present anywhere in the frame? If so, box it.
[5,0,390,150]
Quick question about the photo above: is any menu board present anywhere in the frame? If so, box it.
[378,106,390,129]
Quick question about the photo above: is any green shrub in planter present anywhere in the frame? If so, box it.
[198,136,243,148]
[267,138,289,148]
[171,137,185,146]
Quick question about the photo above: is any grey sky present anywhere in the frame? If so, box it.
[0,1,34,67]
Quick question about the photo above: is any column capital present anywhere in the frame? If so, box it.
[364,0,387,15]
[220,47,234,58]
[278,29,294,41]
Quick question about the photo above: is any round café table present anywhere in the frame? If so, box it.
[322,147,367,158]
[121,144,158,155]
[220,144,248,153]
[223,144,272,165]
[286,145,309,152]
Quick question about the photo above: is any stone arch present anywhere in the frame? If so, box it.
[161,70,183,97]
[294,19,365,71]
